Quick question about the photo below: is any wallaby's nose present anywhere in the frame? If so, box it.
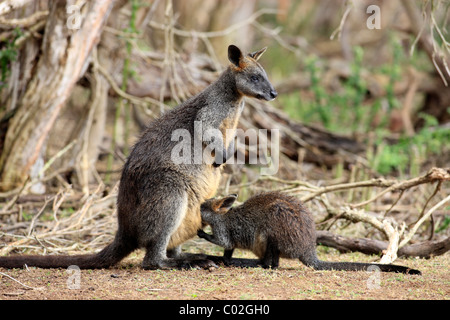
[270,90,278,99]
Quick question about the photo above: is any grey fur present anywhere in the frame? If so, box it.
[0,45,277,270]
[198,192,421,275]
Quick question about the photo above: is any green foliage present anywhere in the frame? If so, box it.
[0,28,22,90]
[305,55,330,127]
[435,214,450,233]
[371,113,450,175]
[280,46,371,133]
[380,40,402,111]
[277,40,448,175]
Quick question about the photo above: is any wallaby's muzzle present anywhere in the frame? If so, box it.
[269,89,278,100]
[259,88,277,101]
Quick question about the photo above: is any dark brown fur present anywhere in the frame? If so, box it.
[198,192,421,275]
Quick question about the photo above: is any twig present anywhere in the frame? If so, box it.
[383,190,404,217]
[0,0,33,16]
[27,196,54,237]
[417,181,442,239]
[399,194,450,248]
[261,167,449,263]
[0,10,48,28]
[350,167,450,208]
[148,8,279,39]
[95,56,164,111]
[0,272,43,291]
[320,195,404,264]
[251,20,302,56]
[401,0,450,85]
[330,1,353,41]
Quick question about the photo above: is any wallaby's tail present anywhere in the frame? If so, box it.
[0,235,135,269]
[300,253,421,275]
[312,260,421,275]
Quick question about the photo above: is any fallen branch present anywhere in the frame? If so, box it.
[316,230,450,259]
[259,167,449,263]
[399,194,450,248]
[350,167,450,208]
[261,167,450,204]
[319,195,403,264]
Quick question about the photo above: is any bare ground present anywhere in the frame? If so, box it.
[1,243,448,301]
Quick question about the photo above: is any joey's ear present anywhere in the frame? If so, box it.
[248,47,267,61]
[219,194,238,210]
[228,45,243,67]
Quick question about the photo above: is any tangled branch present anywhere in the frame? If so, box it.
[258,167,450,263]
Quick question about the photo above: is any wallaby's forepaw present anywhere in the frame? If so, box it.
[197,230,208,238]
[183,258,218,270]
[212,147,227,168]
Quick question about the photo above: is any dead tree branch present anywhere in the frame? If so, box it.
[316,230,450,258]
[261,167,450,263]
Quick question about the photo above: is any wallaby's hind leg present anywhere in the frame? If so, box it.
[143,235,217,270]
[142,239,174,270]
[261,238,280,269]
[223,249,234,265]
[140,189,216,270]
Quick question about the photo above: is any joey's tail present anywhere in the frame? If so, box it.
[300,253,421,275]
[0,234,135,269]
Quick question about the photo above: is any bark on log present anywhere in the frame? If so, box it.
[316,230,450,258]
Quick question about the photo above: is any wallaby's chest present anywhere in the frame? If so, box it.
[219,100,244,146]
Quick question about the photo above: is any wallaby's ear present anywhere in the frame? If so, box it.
[228,45,243,67]
[219,194,238,210]
[248,47,267,61]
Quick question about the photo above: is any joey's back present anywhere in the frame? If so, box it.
[199,192,421,274]
[201,192,315,258]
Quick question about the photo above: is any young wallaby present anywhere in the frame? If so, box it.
[0,45,277,270]
[198,192,421,275]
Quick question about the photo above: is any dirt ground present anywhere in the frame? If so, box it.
[0,242,448,301]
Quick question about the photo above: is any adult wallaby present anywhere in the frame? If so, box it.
[198,192,421,275]
[0,45,277,270]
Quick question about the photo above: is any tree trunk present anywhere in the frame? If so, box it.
[0,0,113,191]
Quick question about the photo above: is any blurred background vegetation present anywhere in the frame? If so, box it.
[1,0,448,191]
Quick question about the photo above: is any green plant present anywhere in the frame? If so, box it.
[305,55,330,127]
[346,46,367,131]
[371,113,450,175]
[380,40,402,111]
[279,40,414,137]
[280,47,369,133]
[0,28,22,90]
[435,214,450,233]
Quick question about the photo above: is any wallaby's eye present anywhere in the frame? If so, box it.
[250,75,259,83]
